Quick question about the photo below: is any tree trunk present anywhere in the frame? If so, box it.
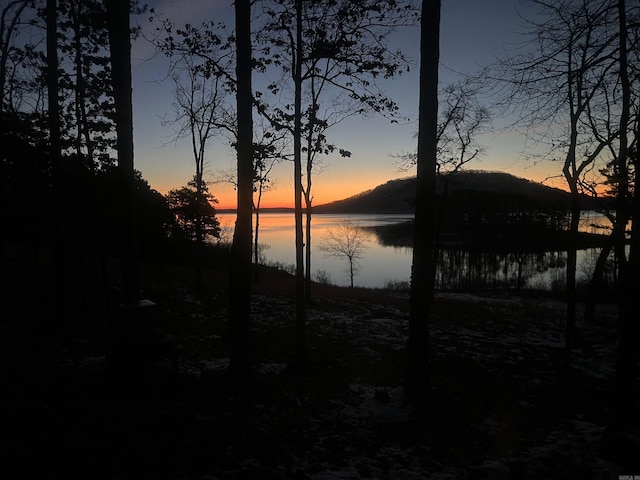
[584,234,614,324]
[292,0,306,371]
[1,1,29,121]
[106,0,139,304]
[305,192,312,302]
[253,207,260,278]
[304,118,314,304]
[622,124,640,419]
[406,0,440,401]
[72,5,84,159]
[563,194,580,378]
[349,257,354,288]
[47,0,66,328]
[229,0,253,380]
[561,24,580,375]
[612,0,638,427]
[253,184,263,283]
[0,2,29,278]
[195,177,204,292]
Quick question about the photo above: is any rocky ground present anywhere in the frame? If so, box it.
[1,262,639,479]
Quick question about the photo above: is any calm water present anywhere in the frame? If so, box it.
[216,212,613,289]
[218,213,413,288]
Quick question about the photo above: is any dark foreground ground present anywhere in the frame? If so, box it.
[1,258,639,479]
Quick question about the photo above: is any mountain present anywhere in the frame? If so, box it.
[313,170,608,214]
[314,177,417,214]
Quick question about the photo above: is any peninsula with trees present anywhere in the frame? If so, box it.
[313,170,609,214]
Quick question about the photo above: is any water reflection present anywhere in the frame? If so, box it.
[218,213,414,288]
[436,250,564,291]
[216,212,614,290]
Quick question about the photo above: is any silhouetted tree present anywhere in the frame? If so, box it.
[319,221,368,288]
[395,78,490,174]
[229,0,253,380]
[611,0,640,430]
[47,0,66,327]
[10,0,124,172]
[166,178,221,243]
[494,0,620,376]
[163,55,231,291]
[251,127,287,278]
[393,79,490,258]
[292,0,305,369]
[56,0,116,168]
[301,93,352,304]
[0,0,32,121]
[154,14,287,288]
[132,170,174,254]
[256,0,418,368]
[95,166,174,257]
[213,127,287,281]
[106,0,139,303]
[406,0,440,401]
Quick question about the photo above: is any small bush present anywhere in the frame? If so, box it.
[313,269,332,285]
[384,279,410,292]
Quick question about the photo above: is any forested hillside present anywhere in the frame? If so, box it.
[314,170,608,214]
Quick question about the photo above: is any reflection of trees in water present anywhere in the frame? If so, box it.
[366,222,414,248]
[435,250,555,291]
[367,221,572,290]
[435,248,620,292]
[368,218,618,292]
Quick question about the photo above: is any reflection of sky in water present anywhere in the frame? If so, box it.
[217,212,611,290]
[218,213,413,288]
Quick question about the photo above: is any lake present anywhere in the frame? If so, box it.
[217,213,414,288]
[216,212,613,290]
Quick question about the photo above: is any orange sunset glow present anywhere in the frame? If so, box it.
[5,0,635,475]
[213,173,410,210]
[149,153,575,211]
[131,0,567,208]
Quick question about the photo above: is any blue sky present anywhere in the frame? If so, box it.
[129,0,552,208]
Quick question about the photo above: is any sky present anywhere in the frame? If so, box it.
[129,0,551,210]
